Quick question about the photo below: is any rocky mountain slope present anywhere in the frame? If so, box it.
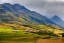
[0,3,56,25]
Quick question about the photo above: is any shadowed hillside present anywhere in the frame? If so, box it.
[0,3,57,25]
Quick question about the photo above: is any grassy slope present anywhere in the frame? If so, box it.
[0,23,64,42]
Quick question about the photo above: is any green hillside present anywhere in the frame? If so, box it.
[0,23,63,38]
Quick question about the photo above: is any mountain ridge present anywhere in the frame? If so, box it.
[0,3,58,25]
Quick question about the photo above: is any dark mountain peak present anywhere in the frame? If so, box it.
[51,15,64,28]
[53,15,60,19]
[3,3,12,7]
[13,4,25,9]
[3,3,12,5]
[13,4,22,6]
[1,3,13,12]
[51,15,62,21]
[12,4,30,14]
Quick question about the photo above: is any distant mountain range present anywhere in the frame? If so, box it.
[51,15,64,28]
[0,3,57,25]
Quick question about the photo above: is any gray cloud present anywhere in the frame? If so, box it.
[0,0,64,20]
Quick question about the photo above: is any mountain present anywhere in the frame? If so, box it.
[51,15,64,28]
[0,3,57,25]
[0,3,64,40]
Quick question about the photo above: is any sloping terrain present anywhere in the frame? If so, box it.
[0,3,64,42]
[0,3,56,25]
[51,15,64,28]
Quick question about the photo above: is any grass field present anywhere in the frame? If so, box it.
[0,23,64,43]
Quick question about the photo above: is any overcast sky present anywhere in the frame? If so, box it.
[0,0,64,20]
